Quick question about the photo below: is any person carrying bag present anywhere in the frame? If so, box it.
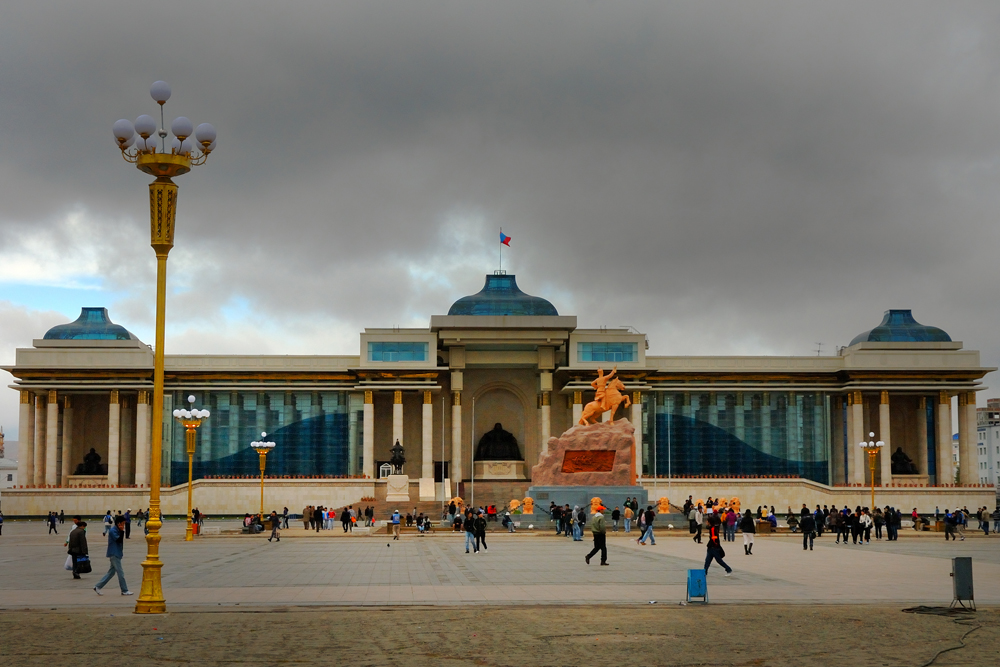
[67,520,91,579]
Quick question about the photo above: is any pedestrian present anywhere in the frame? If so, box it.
[623,504,633,533]
[638,505,656,545]
[585,505,608,566]
[739,509,755,555]
[955,509,966,541]
[552,503,562,535]
[124,509,132,539]
[267,511,281,542]
[689,504,703,544]
[573,506,585,541]
[503,510,515,532]
[464,511,477,552]
[59,510,65,524]
[314,506,323,533]
[611,506,620,532]
[102,510,113,536]
[48,512,59,534]
[800,512,816,551]
[0,510,4,536]
[979,507,990,536]
[391,509,401,540]
[282,507,289,529]
[725,507,738,542]
[944,509,957,541]
[561,504,572,538]
[303,506,312,530]
[67,520,89,579]
[874,508,884,540]
[704,515,732,577]
[474,511,488,552]
[341,507,351,533]
[992,507,1000,535]
[93,516,132,596]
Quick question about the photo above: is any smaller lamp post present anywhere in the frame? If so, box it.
[172,395,210,542]
[859,432,885,510]
[251,433,276,520]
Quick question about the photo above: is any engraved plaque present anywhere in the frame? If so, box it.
[560,450,616,473]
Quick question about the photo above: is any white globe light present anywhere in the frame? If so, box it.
[869,432,875,438]
[172,409,181,418]
[171,137,181,152]
[134,115,157,139]
[188,394,196,404]
[119,134,136,149]
[202,139,217,154]
[194,123,217,145]
[113,119,135,141]
[150,80,171,104]
[171,116,193,141]
[179,138,194,154]
[140,136,158,152]
[261,432,267,438]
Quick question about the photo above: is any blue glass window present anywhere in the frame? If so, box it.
[578,342,637,363]
[368,342,428,362]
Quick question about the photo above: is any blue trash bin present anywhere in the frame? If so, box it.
[687,569,708,603]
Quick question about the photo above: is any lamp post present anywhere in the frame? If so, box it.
[859,432,885,511]
[172,395,210,542]
[113,81,217,614]
[251,433,276,520]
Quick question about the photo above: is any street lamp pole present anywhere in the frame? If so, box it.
[114,81,217,615]
[859,431,885,511]
[251,433,276,519]
[172,395,210,542]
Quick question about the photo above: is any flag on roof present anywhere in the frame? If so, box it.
[500,232,512,246]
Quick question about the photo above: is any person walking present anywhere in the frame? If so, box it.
[704,516,732,577]
[464,510,478,553]
[67,520,89,579]
[0,510,4,536]
[341,507,351,533]
[268,511,281,542]
[623,505,633,533]
[303,506,312,530]
[93,516,132,596]
[638,505,656,545]
[474,511,488,552]
[739,509,755,555]
[48,512,59,534]
[314,506,323,533]
[102,510,113,536]
[124,509,132,539]
[391,510,401,540]
[689,504,703,544]
[979,507,990,536]
[585,505,608,566]
[992,507,1000,535]
[800,512,816,551]
[611,506,620,532]
[944,509,958,541]
[282,507,289,529]
[573,506,585,541]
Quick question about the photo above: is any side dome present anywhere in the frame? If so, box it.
[448,274,558,316]
[849,309,951,346]
[43,307,138,341]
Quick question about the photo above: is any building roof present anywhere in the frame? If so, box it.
[849,309,951,346]
[447,274,558,317]
[43,307,138,341]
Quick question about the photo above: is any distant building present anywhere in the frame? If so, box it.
[0,428,17,490]
[976,400,1000,488]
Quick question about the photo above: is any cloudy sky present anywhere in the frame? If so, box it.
[2,2,1000,453]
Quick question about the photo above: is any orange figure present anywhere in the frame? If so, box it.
[578,367,633,425]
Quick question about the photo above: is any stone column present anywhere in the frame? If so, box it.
[916,396,928,477]
[451,391,462,489]
[708,393,719,427]
[420,390,434,500]
[572,391,583,425]
[108,390,121,486]
[362,390,374,478]
[392,390,403,448]
[958,392,978,485]
[879,391,892,486]
[850,391,865,485]
[60,396,73,486]
[936,391,952,485]
[540,391,551,453]
[135,391,150,487]
[831,396,845,485]
[44,390,58,486]
[17,390,34,488]
[734,392,745,442]
[631,391,642,478]
[120,397,134,486]
[33,395,45,487]
[228,392,241,456]
[760,392,772,456]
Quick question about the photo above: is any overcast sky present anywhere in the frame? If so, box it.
[2,1,1000,454]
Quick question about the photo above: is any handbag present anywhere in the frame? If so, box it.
[75,555,92,574]
[64,555,74,571]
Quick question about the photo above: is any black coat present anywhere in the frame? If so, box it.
[68,526,88,555]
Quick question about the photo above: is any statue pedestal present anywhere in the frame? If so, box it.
[474,460,526,480]
[418,477,436,501]
[890,474,930,486]
[385,474,410,502]
[67,475,109,487]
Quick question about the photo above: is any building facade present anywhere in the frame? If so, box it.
[977,399,1000,488]
[4,276,995,504]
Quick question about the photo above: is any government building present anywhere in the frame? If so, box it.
[3,274,995,515]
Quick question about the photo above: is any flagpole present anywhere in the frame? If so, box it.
[499,227,502,273]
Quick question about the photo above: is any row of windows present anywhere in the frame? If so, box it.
[578,342,637,362]
[367,342,428,362]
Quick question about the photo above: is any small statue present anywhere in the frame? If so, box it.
[77,448,104,475]
[658,497,670,515]
[522,497,534,514]
[390,440,405,474]
[579,367,632,425]
[475,423,522,460]
[890,447,917,475]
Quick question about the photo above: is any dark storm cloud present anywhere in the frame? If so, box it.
[1,0,999,369]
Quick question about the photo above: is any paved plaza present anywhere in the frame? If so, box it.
[2,520,999,609]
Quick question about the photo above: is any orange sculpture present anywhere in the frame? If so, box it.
[523,497,534,514]
[590,496,603,513]
[578,367,632,425]
[509,499,522,512]
[657,497,670,514]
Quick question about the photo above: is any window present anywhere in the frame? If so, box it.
[578,342,637,363]
[5,474,11,482]
[368,342,428,362]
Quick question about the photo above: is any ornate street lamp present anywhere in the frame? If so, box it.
[113,81,217,614]
[172,395,210,542]
[859,432,885,511]
[251,433,276,520]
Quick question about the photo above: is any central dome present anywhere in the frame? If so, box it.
[448,274,558,316]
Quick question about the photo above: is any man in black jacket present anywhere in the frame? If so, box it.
[800,513,816,551]
[68,521,89,579]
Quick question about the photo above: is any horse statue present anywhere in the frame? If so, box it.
[389,439,405,474]
[578,366,632,425]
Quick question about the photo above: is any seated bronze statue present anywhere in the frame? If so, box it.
[475,423,522,461]
[890,447,918,475]
[74,448,108,476]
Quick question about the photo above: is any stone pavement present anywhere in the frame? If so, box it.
[1,520,999,610]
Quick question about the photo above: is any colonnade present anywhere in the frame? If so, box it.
[16,389,152,488]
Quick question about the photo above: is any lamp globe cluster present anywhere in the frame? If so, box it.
[173,395,211,421]
[113,81,217,161]
[251,432,276,450]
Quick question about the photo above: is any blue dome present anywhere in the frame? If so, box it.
[849,309,951,346]
[448,274,559,316]
[43,308,138,341]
